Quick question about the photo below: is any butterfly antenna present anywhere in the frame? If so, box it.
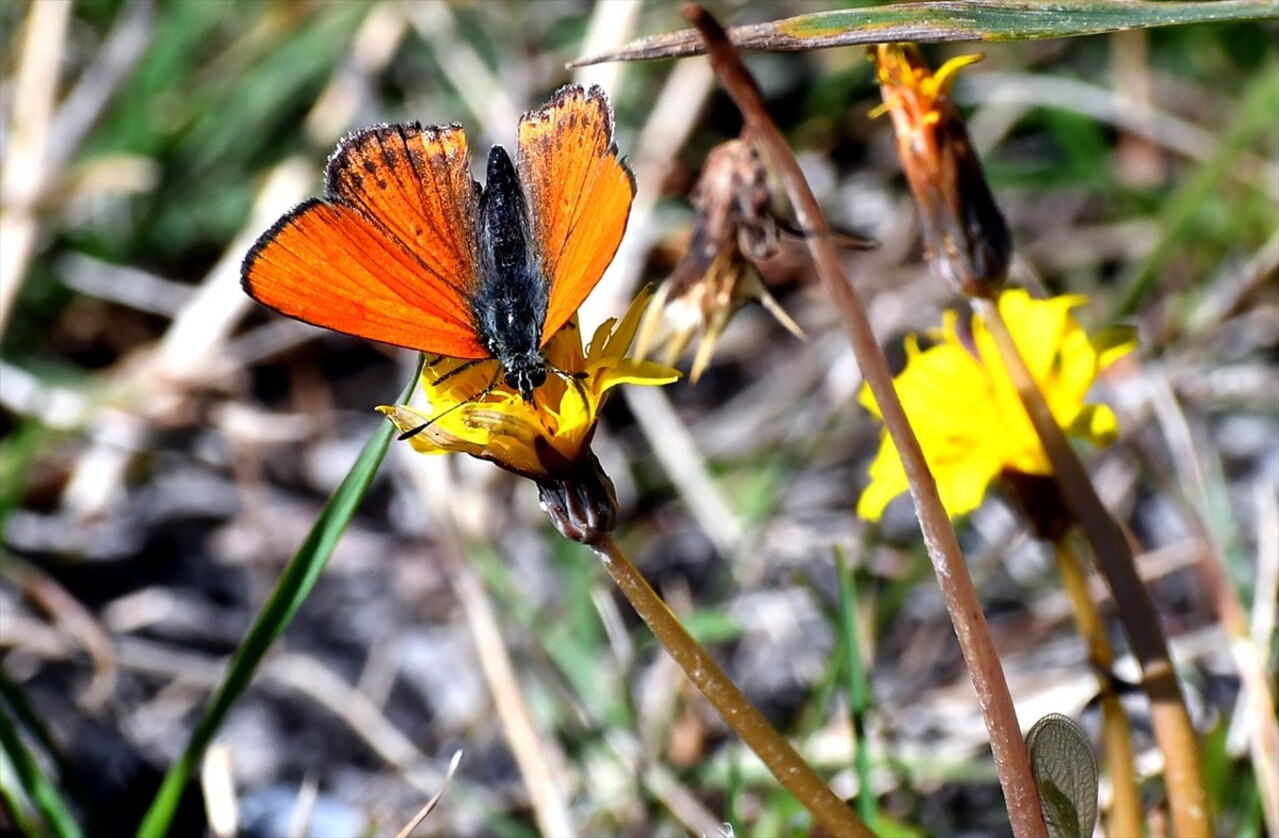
[424,356,486,388]
[399,362,502,440]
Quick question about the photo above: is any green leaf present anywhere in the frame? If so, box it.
[135,358,422,838]
[570,1,1279,66]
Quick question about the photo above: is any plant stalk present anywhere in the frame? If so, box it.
[978,298,1210,836]
[590,534,872,837]
[1054,536,1143,837]
[682,6,1047,837]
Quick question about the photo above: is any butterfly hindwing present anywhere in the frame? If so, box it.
[517,85,636,345]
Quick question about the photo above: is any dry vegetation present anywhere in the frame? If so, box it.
[1,2,1276,836]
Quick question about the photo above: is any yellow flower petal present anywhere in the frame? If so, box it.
[600,358,682,390]
[932,53,985,97]
[858,289,1135,521]
[1068,404,1120,447]
[1093,325,1139,370]
[380,289,677,481]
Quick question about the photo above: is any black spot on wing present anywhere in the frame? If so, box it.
[323,122,424,205]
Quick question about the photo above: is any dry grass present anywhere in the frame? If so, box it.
[1,2,1275,835]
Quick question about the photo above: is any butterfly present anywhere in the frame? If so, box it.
[241,84,635,401]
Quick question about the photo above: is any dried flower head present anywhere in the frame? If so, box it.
[873,43,1012,299]
[635,137,806,381]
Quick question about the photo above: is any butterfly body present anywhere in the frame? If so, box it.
[474,145,549,399]
[242,85,634,402]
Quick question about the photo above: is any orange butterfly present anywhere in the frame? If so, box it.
[241,84,635,399]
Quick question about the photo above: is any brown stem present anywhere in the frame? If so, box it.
[590,534,872,837]
[977,298,1211,836]
[1053,536,1143,837]
[681,7,1047,837]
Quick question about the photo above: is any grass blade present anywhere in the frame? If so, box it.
[571,0,1278,66]
[0,690,83,838]
[135,357,423,838]
[1115,56,1279,316]
[835,548,878,830]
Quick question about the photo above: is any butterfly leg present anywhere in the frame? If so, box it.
[423,355,490,388]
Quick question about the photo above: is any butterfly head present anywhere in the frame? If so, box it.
[502,352,547,401]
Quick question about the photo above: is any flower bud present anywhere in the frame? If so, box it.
[536,449,619,545]
[873,44,1012,299]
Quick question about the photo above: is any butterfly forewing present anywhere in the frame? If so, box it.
[243,124,488,359]
[243,87,636,368]
[326,124,482,301]
[517,85,636,345]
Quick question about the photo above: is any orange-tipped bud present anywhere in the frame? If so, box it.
[873,43,1011,299]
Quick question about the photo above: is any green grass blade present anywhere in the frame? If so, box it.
[0,692,83,838]
[0,420,46,545]
[1114,55,1279,318]
[136,358,423,838]
[571,0,1279,65]
[725,744,742,833]
[0,649,67,775]
[836,547,879,831]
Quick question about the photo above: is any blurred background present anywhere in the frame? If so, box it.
[1,1,1275,835]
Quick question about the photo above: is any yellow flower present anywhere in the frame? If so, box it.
[378,287,679,483]
[872,43,1011,299]
[872,43,981,130]
[858,289,1137,521]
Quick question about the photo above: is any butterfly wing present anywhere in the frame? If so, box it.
[516,85,636,345]
[242,123,488,359]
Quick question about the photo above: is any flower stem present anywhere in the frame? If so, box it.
[1053,535,1143,837]
[977,297,1211,836]
[682,7,1047,837]
[590,534,872,837]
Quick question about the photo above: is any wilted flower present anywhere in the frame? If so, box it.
[873,43,1012,299]
[379,288,679,542]
[638,138,875,380]
[636,138,805,381]
[858,289,1136,521]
